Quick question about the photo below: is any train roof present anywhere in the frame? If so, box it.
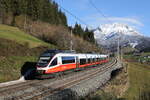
[56,53,108,58]
[43,49,76,54]
[41,50,108,58]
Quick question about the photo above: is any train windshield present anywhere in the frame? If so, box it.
[37,52,55,67]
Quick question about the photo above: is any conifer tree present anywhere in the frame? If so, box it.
[0,0,67,26]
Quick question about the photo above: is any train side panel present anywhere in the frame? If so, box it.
[36,53,109,76]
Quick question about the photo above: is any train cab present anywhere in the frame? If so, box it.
[36,50,76,75]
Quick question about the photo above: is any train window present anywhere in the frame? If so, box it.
[80,59,86,65]
[62,56,75,64]
[93,58,95,62]
[94,58,96,62]
[88,59,91,63]
[50,58,57,66]
[97,58,99,62]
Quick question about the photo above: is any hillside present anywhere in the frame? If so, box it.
[0,22,101,82]
[0,0,99,53]
[0,24,55,48]
[0,24,56,82]
[14,18,101,53]
[0,0,102,83]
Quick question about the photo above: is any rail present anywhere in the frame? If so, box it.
[0,58,117,100]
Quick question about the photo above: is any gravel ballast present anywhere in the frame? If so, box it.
[43,63,122,100]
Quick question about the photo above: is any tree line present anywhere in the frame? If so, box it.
[70,23,95,44]
[0,0,67,26]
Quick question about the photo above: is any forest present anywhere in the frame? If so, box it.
[0,0,95,44]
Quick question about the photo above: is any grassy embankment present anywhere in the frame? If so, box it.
[124,62,150,100]
[0,24,56,82]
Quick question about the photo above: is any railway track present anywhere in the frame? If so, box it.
[0,58,117,100]
[0,80,41,93]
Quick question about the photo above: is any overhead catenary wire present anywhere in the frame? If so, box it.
[54,0,95,51]
[88,0,122,61]
[55,0,113,45]
[54,0,93,29]
[88,0,112,24]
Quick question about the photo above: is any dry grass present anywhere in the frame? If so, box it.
[84,67,128,100]
[15,15,102,53]
[123,62,150,100]
[103,67,129,98]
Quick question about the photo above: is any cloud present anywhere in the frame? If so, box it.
[103,17,144,26]
[84,15,144,29]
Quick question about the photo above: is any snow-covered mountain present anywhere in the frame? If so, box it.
[94,23,150,51]
[95,23,141,36]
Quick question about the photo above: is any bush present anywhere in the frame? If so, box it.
[15,18,102,53]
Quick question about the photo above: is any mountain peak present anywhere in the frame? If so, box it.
[94,23,148,49]
[95,23,142,36]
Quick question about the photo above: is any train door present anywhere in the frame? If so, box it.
[76,56,79,68]
[49,57,58,68]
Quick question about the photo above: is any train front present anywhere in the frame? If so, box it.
[35,50,55,78]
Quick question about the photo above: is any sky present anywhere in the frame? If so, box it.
[55,0,150,37]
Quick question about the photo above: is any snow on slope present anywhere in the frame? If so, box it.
[94,23,141,37]
[94,23,144,48]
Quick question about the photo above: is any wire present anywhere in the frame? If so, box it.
[54,0,93,28]
[60,5,91,28]
[88,0,112,24]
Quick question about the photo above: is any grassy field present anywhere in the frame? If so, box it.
[124,62,150,100]
[0,24,57,82]
[0,24,55,48]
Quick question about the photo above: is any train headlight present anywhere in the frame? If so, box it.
[37,70,45,74]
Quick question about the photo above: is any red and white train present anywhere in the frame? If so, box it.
[36,50,109,77]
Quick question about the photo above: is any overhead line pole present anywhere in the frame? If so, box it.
[89,0,122,63]
[70,29,73,51]
[55,0,107,52]
[118,36,120,62]
[55,0,97,52]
